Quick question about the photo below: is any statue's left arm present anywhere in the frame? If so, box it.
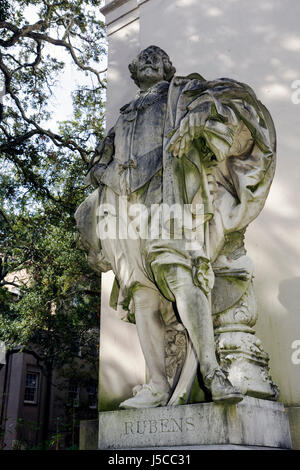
[85,126,115,187]
[167,78,276,235]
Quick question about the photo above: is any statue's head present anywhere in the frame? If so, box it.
[129,45,176,90]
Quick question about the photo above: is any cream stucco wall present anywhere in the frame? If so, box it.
[100,0,300,412]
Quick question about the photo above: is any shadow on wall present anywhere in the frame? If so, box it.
[278,277,300,316]
[99,273,145,411]
[106,18,140,127]
[139,0,300,182]
[153,0,300,92]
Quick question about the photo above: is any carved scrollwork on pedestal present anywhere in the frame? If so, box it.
[213,284,258,333]
[213,282,279,400]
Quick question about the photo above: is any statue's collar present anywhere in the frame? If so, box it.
[137,80,169,97]
[120,80,169,114]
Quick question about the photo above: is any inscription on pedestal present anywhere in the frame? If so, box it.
[124,416,195,435]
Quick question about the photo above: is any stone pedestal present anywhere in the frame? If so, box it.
[98,397,292,449]
[213,284,280,400]
[286,406,300,450]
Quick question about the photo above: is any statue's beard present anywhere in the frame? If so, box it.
[139,67,163,86]
[140,64,158,72]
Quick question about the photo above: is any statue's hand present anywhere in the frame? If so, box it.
[167,101,214,158]
[168,111,206,158]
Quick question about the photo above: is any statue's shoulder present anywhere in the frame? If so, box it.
[170,74,252,92]
[170,73,206,89]
[206,77,257,95]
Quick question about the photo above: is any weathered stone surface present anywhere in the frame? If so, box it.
[286,406,300,450]
[214,286,279,400]
[98,397,292,449]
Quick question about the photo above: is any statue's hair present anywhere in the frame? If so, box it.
[128,45,176,87]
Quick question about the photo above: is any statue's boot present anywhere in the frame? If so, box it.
[205,368,243,404]
[119,383,170,409]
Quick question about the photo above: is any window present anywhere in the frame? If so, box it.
[68,382,79,407]
[87,383,98,409]
[24,372,39,404]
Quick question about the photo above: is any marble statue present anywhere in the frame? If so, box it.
[75,45,279,409]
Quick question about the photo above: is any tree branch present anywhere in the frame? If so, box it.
[0,129,43,152]
[0,207,14,230]
[0,21,106,84]
[27,31,106,86]
[0,20,48,48]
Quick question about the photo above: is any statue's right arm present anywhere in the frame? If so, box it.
[85,127,115,187]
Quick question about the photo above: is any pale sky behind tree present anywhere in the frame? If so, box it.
[1,3,107,132]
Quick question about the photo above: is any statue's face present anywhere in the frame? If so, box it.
[136,49,165,90]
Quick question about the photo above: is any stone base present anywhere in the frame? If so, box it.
[98,397,292,449]
[129,445,283,450]
[286,406,300,450]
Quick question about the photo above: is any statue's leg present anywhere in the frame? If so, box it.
[133,286,170,393]
[163,265,218,377]
[119,286,171,409]
[162,265,243,404]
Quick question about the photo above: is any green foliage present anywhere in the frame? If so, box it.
[1,217,100,369]
[0,0,106,372]
[0,0,10,23]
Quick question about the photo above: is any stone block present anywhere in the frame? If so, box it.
[286,406,300,450]
[98,397,292,449]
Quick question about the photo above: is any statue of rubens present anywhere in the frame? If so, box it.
[75,45,279,409]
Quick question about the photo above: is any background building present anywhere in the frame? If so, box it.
[0,347,98,450]
[0,273,98,449]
